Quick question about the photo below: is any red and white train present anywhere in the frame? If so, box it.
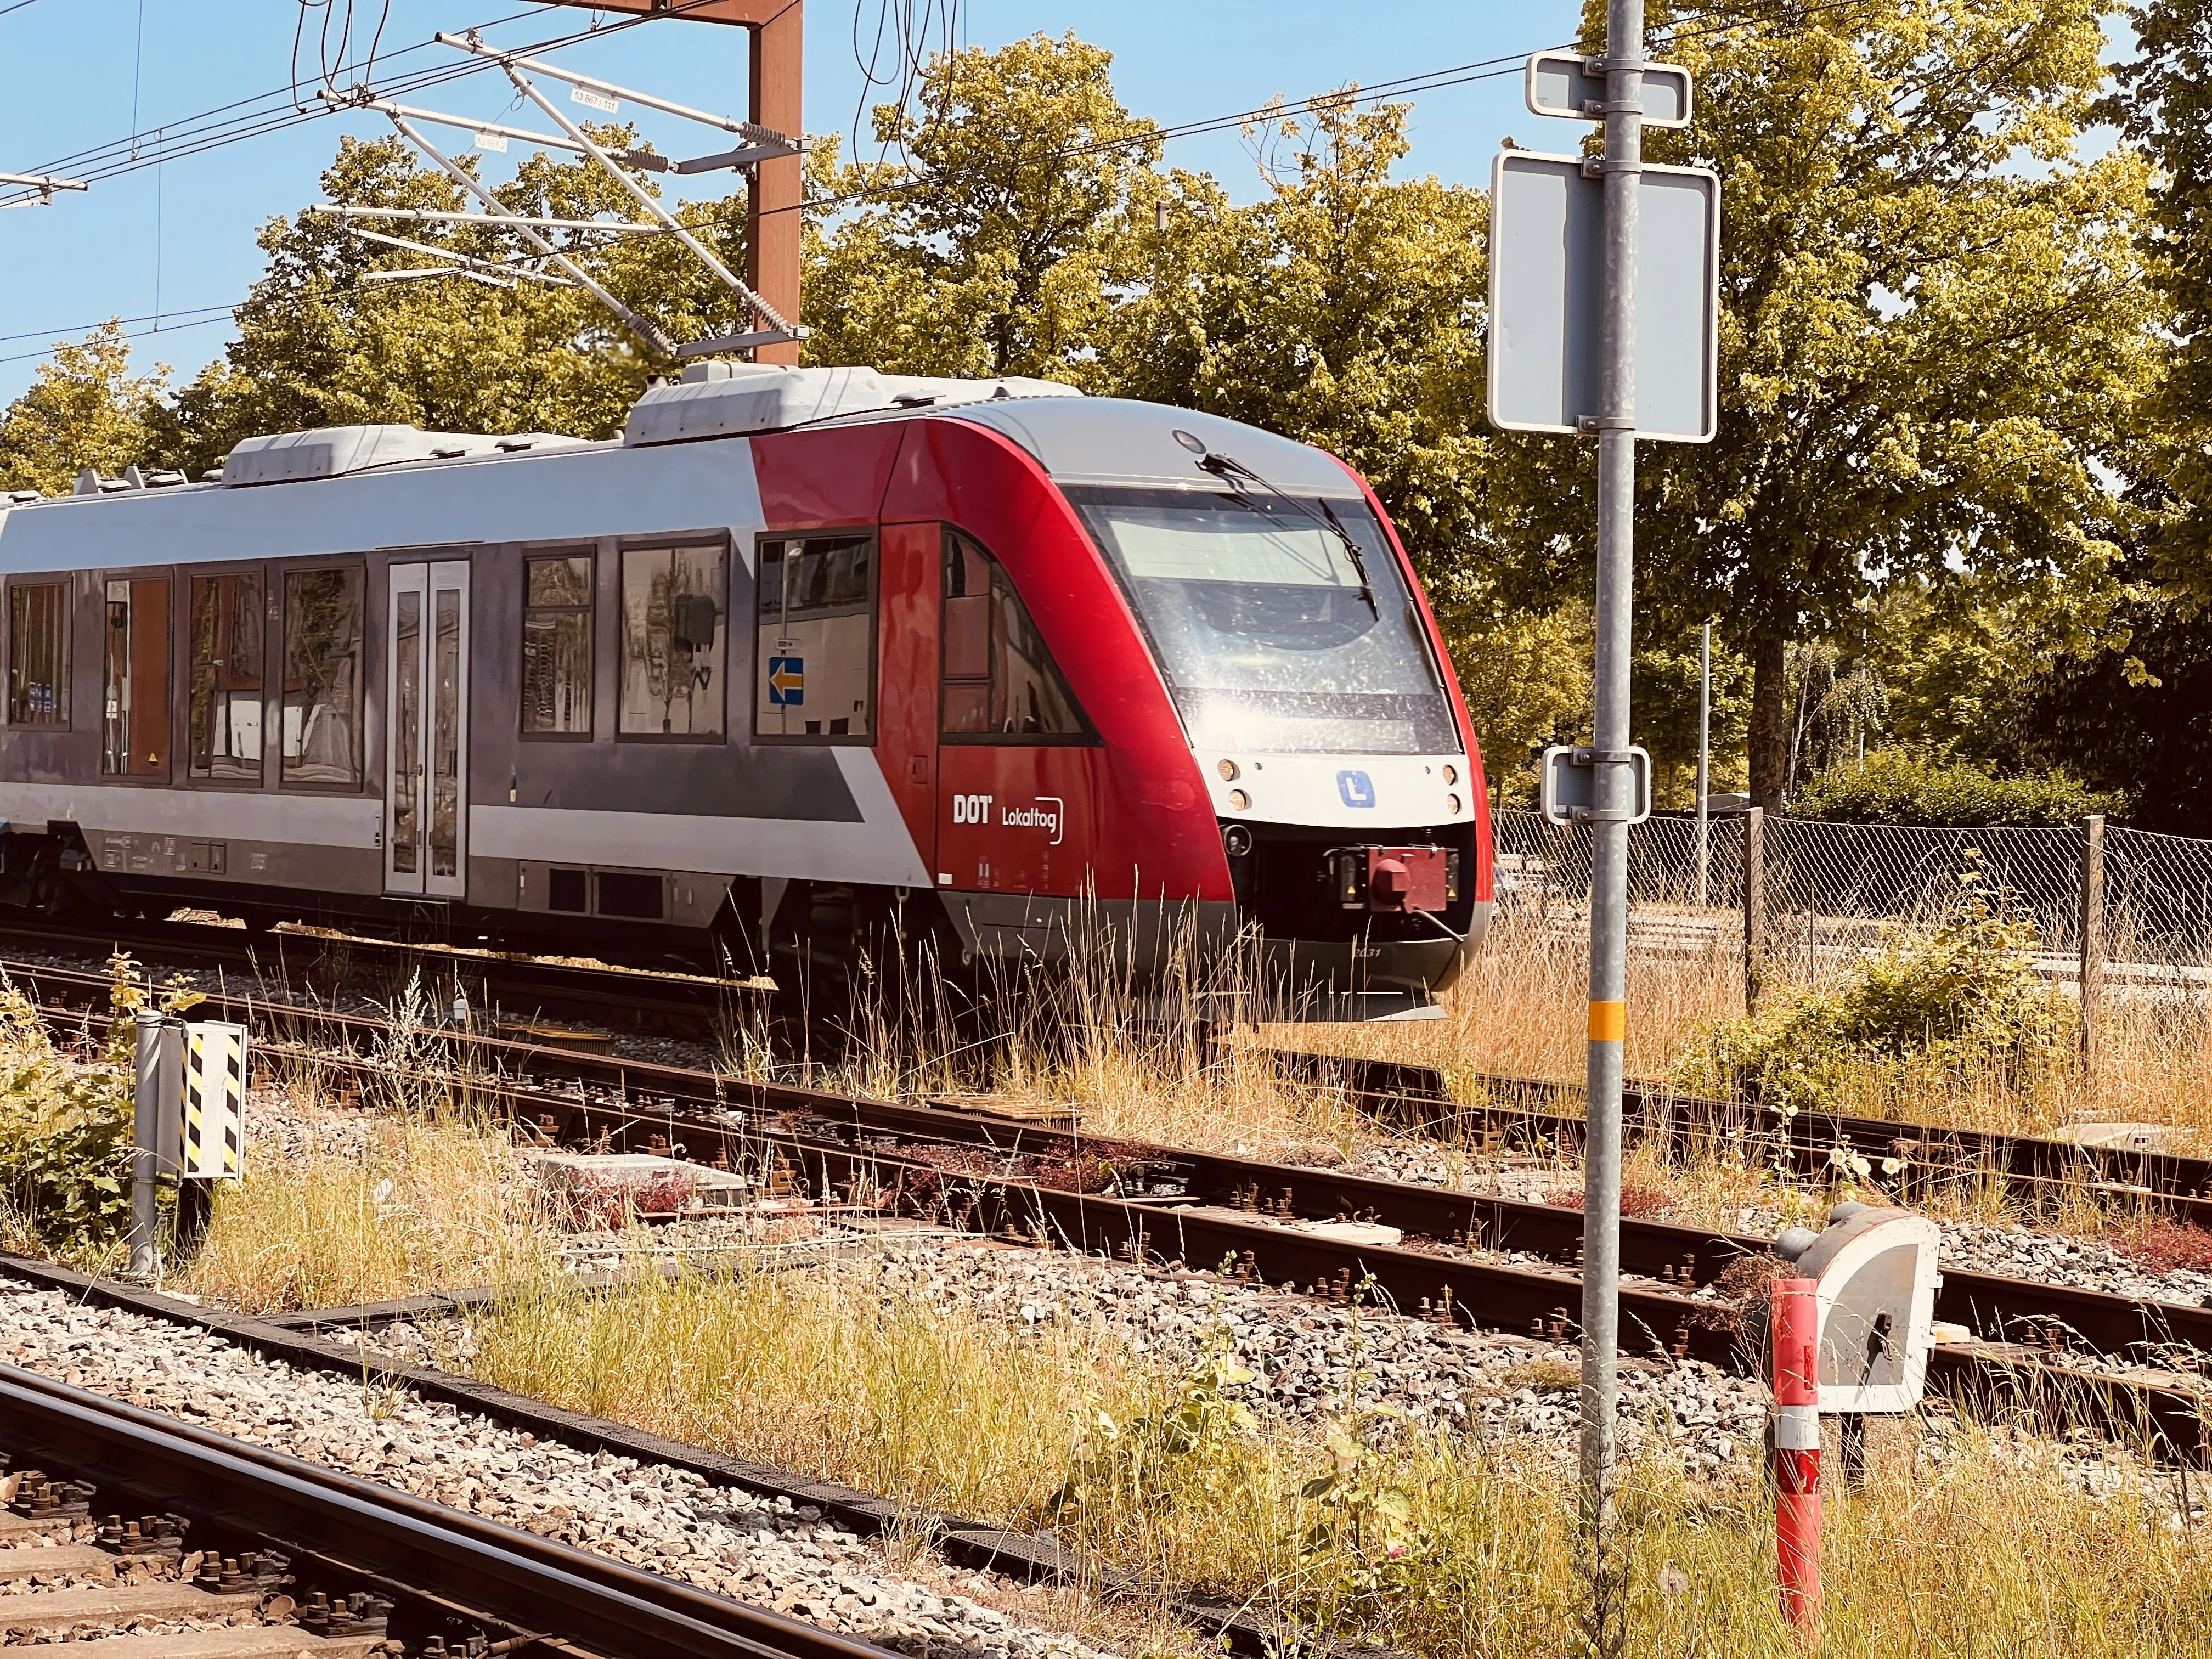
[0,363,1493,1014]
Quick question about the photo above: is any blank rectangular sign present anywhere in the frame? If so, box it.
[1486,151,1719,443]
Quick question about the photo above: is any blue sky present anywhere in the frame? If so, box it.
[0,0,1585,404]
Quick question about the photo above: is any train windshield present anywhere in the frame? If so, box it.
[1068,485,1456,754]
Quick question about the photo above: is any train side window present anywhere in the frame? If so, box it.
[7,582,69,727]
[281,565,365,788]
[618,544,726,738]
[188,571,264,782]
[940,530,1088,742]
[102,577,171,777]
[522,553,593,737]
[754,533,876,742]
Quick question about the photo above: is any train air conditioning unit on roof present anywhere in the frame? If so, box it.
[219,425,590,486]
[620,360,1081,448]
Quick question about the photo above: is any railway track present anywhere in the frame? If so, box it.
[27,911,2211,1221]
[6,937,2210,1458]
[1270,1048,2212,1227]
[17,960,2197,1463]
[21,908,2208,1226]
[0,914,757,1040]
[0,1362,880,1658]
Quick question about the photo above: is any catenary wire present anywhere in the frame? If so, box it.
[0,313,230,368]
[0,0,1924,349]
[1,1,744,200]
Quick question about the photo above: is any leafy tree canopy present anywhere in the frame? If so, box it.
[158,131,753,473]
[805,31,1162,379]
[2108,0,2212,591]
[0,322,170,496]
[1571,0,2160,807]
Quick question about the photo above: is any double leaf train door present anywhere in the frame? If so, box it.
[383,561,470,899]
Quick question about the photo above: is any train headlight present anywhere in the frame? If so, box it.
[1447,794,1463,815]
[1217,758,1241,781]
[1227,788,1250,811]
[1442,763,1459,785]
[1222,823,1254,858]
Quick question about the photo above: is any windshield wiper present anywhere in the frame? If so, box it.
[1197,449,1380,618]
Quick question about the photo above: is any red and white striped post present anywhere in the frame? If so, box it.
[1772,1277,1822,1633]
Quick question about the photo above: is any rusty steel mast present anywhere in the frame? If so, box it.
[537,0,803,366]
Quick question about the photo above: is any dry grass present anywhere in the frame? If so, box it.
[461,1263,1148,1526]
[184,1110,554,1313]
[1277,912,1747,1090]
[736,936,1389,1166]
[1279,912,2212,1148]
[460,1262,2212,1658]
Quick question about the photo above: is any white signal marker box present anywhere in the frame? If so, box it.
[1786,1205,1943,1415]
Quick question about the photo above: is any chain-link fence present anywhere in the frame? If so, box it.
[1491,808,2212,982]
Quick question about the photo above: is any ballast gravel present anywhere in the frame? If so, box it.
[1335,1142,2212,1312]
[0,1282,1113,1659]
[409,1239,1768,1477]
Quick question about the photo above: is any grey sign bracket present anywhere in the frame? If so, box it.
[1540,744,1653,827]
[1525,49,1694,128]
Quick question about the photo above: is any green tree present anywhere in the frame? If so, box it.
[804,32,1161,379]
[0,321,171,496]
[1633,628,1752,808]
[1444,600,1594,806]
[2013,573,2212,831]
[1101,94,1493,582]
[164,133,751,472]
[2108,0,2212,590]
[1561,0,2160,808]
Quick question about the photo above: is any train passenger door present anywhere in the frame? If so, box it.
[383,561,470,899]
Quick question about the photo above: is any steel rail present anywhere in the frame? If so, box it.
[0,1368,880,1659]
[0,916,758,1034]
[19,904,2207,1223]
[249,1025,2212,1375]
[1269,1049,2212,1223]
[14,958,2211,1378]
[9,936,2208,1452]
[19,907,2205,1219]
[206,1028,2212,1459]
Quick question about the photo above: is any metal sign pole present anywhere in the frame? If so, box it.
[1579,0,1644,1651]
[129,1011,164,1278]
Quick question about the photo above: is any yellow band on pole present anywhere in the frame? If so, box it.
[1588,1000,1627,1042]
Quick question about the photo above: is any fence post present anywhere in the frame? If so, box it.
[1695,620,1712,908]
[2079,814,2106,1073]
[1744,807,1767,1013]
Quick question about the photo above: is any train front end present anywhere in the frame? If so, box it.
[932,398,1492,1017]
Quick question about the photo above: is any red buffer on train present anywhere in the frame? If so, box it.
[0,364,1493,1017]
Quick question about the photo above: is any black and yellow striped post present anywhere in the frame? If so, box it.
[182,1021,249,1181]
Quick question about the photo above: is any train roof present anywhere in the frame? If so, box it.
[0,364,1365,572]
